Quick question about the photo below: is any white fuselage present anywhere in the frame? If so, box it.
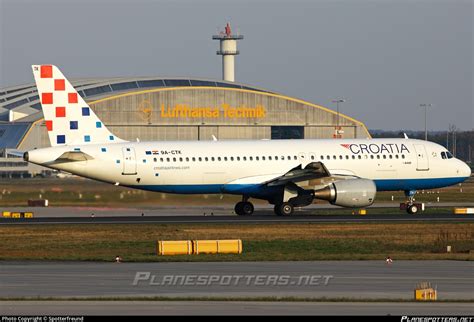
[27,138,471,198]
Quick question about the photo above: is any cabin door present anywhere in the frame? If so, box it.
[122,147,137,175]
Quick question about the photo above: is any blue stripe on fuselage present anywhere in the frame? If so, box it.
[137,183,274,195]
[373,176,468,191]
[134,176,468,195]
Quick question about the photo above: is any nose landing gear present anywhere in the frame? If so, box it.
[407,203,419,214]
[403,190,421,214]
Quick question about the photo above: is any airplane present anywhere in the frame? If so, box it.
[23,65,471,216]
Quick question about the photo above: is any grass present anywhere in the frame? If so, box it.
[1,222,472,261]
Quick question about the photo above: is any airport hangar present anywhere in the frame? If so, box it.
[0,76,371,177]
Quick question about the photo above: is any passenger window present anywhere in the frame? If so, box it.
[153,158,157,162]
[250,157,253,161]
[269,156,272,160]
[230,157,234,161]
[377,155,380,159]
[262,156,266,161]
[179,157,183,162]
[287,156,291,160]
[160,158,164,162]
[339,155,343,160]
[224,157,228,161]
[383,155,386,159]
[166,158,170,162]
[237,157,240,161]
[212,157,215,161]
[395,155,399,159]
[256,157,259,161]
[358,155,362,159]
[186,157,189,162]
[370,155,374,159]
[192,157,196,162]
[352,155,355,160]
[199,157,202,161]
[389,155,392,159]
[218,157,221,161]
[243,157,247,161]
[173,157,176,162]
[346,155,349,160]
[401,155,405,159]
[333,155,337,160]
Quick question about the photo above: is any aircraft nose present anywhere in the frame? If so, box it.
[462,162,472,178]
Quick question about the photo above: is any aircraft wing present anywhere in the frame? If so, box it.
[265,162,331,186]
[224,162,359,189]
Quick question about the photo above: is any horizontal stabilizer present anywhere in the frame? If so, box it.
[55,151,94,162]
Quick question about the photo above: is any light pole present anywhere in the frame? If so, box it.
[332,98,346,138]
[419,103,432,141]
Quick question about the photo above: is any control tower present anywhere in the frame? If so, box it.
[212,23,243,82]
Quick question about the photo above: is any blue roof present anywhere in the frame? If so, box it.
[0,123,31,148]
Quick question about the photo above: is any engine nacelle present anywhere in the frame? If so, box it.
[314,179,376,208]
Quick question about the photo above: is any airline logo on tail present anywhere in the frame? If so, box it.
[32,65,124,147]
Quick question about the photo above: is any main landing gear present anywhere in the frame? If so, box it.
[234,199,296,216]
[274,202,294,216]
[234,197,254,216]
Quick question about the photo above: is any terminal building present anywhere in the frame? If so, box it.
[0,24,370,177]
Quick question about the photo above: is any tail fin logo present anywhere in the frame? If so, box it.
[32,65,124,146]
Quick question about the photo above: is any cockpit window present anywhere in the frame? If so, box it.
[441,151,453,159]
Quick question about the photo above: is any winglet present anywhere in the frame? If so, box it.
[403,133,409,139]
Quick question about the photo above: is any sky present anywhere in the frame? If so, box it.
[0,0,472,131]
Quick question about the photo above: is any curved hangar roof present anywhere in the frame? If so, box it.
[0,77,272,121]
[0,76,370,149]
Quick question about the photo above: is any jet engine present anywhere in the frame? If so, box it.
[313,179,376,208]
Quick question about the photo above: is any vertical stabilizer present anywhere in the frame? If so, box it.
[32,65,125,146]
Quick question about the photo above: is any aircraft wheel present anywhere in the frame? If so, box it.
[407,204,418,214]
[274,202,294,216]
[274,205,282,216]
[235,201,254,216]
